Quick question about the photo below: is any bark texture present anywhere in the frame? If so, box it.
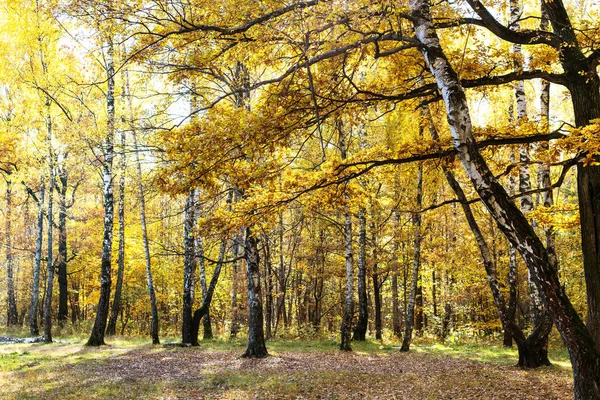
[410,1,600,396]
[197,235,213,339]
[338,121,353,352]
[43,154,54,343]
[241,227,269,358]
[391,208,402,338]
[29,177,45,335]
[182,189,197,344]
[353,209,368,341]
[191,237,226,346]
[87,40,116,347]
[56,163,69,326]
[107,126,126,337]
[401,165,422,352]
[5,181,18,327]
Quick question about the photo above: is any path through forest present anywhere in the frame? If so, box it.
[0,340,572,399]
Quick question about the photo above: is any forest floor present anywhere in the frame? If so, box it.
[0,336,573,399]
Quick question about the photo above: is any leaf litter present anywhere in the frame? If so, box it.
[0,344,572,399]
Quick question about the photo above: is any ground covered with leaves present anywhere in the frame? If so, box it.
[0,337,573,399]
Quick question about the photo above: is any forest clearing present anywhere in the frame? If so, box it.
[0,337,573,399]
[1,0,600,398]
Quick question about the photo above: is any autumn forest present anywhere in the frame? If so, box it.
[0,0,600,398]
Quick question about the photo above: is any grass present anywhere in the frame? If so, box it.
[0,334,574,399]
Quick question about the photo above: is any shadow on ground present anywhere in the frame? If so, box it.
[0,343,573,399]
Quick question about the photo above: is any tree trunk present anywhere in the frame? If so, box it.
[572,78,600,350]
[538,0,556,268]
[510,0,552,357]
[181,189,197,344]
[56,165,69,326]
[197,234,213,340]
[353,209,368,341]
[132,128,160,345]
[372,267,382,340]
[504,241,518,347]
[29,177,45,335]
[43,154,54,343]
[264,234,273,340]
[5,181,18,327]
[87,40,115,347]
[191,237,226,346]
[107,74,129,337]
[338,120,353,351]
[541,0,600,350]
[424,98,552,366]
[340,212,353,351]
[371,221,382,340]
[241,227,268,358]
[415,275,423,334]
[401,164,422,351]
[230,226,242,337]
[70,279,80,324]
[502,3,524,347]
[432,269,437,320]
[410,3,600,395]
[443,157,551,367]
[391,209,402,338]
[275,211,288,333]
[503,148,519,347]
[441,301,452,339]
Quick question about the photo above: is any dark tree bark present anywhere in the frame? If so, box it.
[410,2,600,395]
[41,70,55,342]
[391,207,402,338]
[401,164,423,351]
[197,234,213,340]
[181,189,197,344]
[370,222,383,340]
[340,211,354,352]
[353,209,368,341]
[191,237,226,346]
[56,168,67,326]
[230,226,242,337]
[537,2,556,268]
[534,4,600,352]
[87,40,116,347]
[308,228,325,332]
[275,211,289,333]
[338,121,353,352]
[182,81,200,343]
[43,154,54,343]
[70,279,80,324]
[5,180,18,327]
[241,227,269,358]
[415,274,423,334]
[107,70,129,337]
[106,158,125,336]
[264,234,274,340]
[466,0,600,357]
[29,177,45,335]
[504,149,518,347]
[503,249,518,347]
[372,266,382,340]
[56,161,76,327]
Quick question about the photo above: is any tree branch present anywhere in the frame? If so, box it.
[464,0,561,47]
